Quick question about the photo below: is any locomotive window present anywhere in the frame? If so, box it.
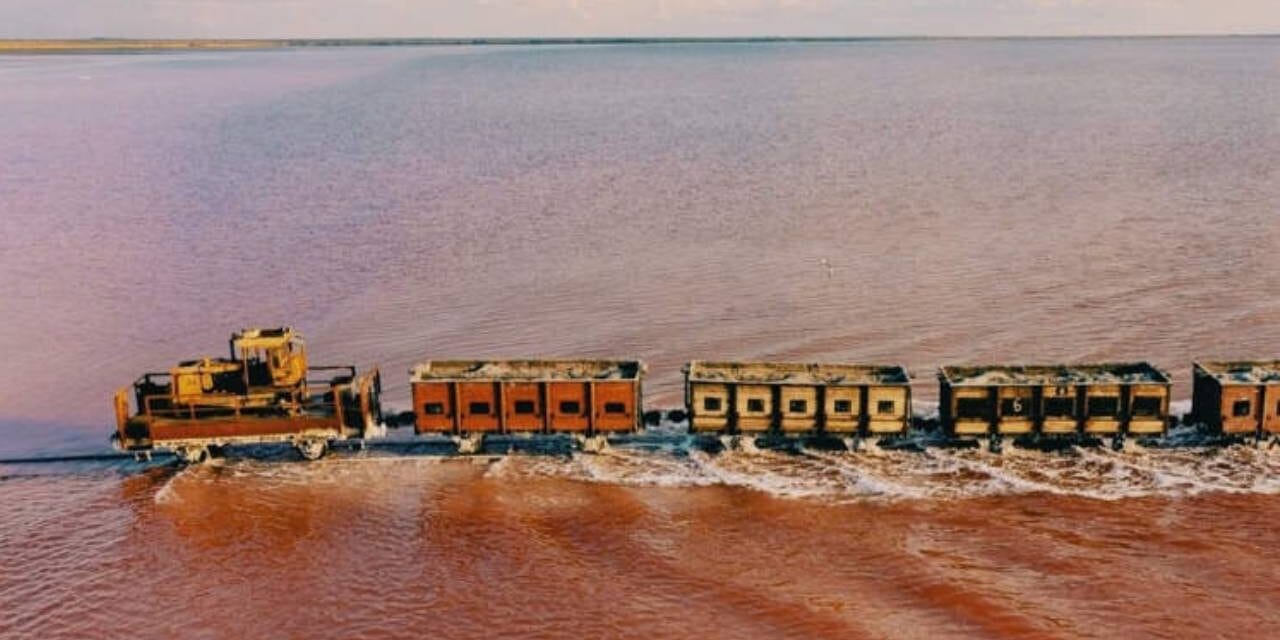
[877,400,896,415]
[604,402,626,414]
[423,402,445,415]
[956,398,990,419]
[703,396,723,412]
[468,402,491,415]
[746,398,766,413]
[1233,399,1252,417]
[1087,396,1119,417]
[1001,397,1029,416]
[788,399,808,414]
[559,401,581,414]
[513,400,536,414]
[1044,397,1074,417]
[833,399,853,413]
[1131,396,1162,417]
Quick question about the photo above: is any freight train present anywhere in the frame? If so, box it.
[111,327,1280,462]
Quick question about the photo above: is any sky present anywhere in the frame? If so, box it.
[1,0,1279,39]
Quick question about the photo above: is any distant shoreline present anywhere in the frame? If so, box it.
[1,35,1276,54]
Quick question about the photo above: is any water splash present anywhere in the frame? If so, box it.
[480,437,1279,503]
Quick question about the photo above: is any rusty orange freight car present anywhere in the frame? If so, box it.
[410,359,645,436]
[1191,361,1280,437]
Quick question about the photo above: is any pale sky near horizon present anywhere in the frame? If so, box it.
[2,1,1279,39]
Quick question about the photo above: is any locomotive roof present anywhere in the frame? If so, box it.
[939,362,1170,387]
[1194,361,1280,384]
[411,359,643,381]
[685,361,910,386]
[232,327,298,349]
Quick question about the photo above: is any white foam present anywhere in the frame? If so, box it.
[1169,399,1193,418]
[146,435,1280,505]
[912,399,940,421]
[151,469,186,504]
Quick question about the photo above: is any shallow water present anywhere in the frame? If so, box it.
[3,444,1279,639]
[1,40,1279,638]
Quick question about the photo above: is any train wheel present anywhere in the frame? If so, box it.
[176,446,210,465]
[297,439,329,461]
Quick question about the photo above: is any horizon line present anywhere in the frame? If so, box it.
[3,33,1279,44]
[3,34,1277,54]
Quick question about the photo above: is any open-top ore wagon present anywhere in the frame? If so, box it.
[684,361,912,437]
[410,358,645,452]
[1192,361,1280,437]
[938,362,1172,448]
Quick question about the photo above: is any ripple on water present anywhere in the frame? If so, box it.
[459,439,1280,504]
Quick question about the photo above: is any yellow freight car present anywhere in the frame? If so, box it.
[938,363,1171,440]
[683,361,911,436]
[1191,361,1280,436]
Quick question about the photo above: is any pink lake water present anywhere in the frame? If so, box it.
[1,39,1279,638]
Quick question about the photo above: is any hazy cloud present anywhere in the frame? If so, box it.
[1,0,1278,38]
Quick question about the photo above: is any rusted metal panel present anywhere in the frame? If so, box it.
[778,386,818,433]
[995,386,1034,435]
[501,382,543,432]
[823,386,860,433]
[1217,386,1257,434]
[866,386,909,434]
[948,386,993,435]
[1083,384,1123,434]
[548,381,590,432]
[1265,384,1280,434]
[592,381,637,432]
[734,384,774,433]
[1192,361,1280,435]
[1127,384,1170,434]
[413,381,454,433]
[1040,385,1079,434]
[457,382,500,432]
[689,382,730,432]
[148,415,340,441]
